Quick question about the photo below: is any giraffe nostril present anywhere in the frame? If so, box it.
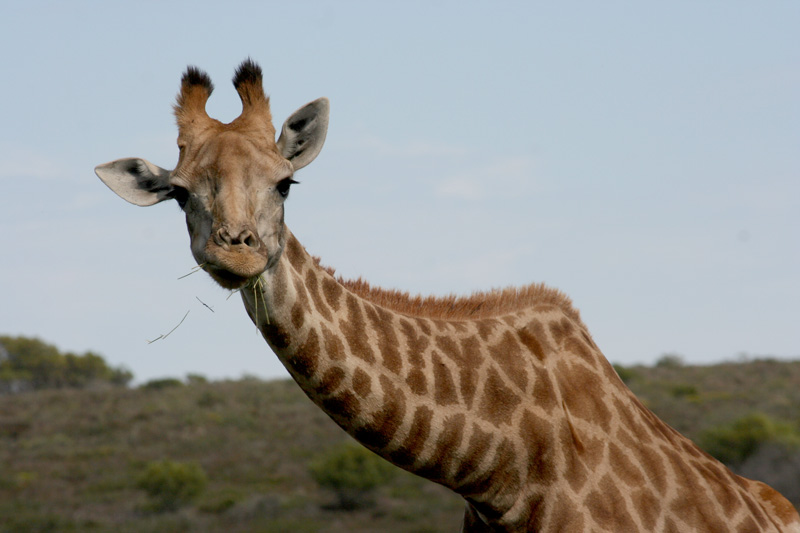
[214,227,231,248]
[240,231,260,250]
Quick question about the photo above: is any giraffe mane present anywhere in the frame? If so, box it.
[313,257,584,323]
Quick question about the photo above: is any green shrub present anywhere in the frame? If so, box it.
[699,413,800,466]
[0,335,133,391]
[186,373,208,385]
[655,353,684,369]
[197,390,223,408]
[198,488,242,514]
[140,378,184,391]
[670,383,698,399]
[135,460,208,512]
[309,443,396,510]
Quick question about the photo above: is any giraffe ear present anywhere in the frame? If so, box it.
[95,158,173,207]
[277,97,329,171]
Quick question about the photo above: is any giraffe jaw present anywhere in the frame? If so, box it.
[203,265,255,290]
[200,242,270,290]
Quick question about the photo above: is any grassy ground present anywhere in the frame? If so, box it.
[0,379,463,532]
[1,359,798,532]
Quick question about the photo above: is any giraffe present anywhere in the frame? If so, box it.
[96,60,800,532]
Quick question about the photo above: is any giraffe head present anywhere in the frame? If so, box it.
[96,60,329,289]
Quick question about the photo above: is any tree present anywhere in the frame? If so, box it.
[309,442,397,510]
[0,335,133,392]
[699,412,800,466]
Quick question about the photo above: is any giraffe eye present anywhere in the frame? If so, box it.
[168,186,190,209]
[276,178,298,199]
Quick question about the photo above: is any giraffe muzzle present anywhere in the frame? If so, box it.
[203,225,269,289]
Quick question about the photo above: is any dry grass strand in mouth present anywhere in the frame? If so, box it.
[178,263,207,280]
[227,276,270,326]
[247,276,269,326]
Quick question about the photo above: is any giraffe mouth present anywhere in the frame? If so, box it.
[204,264,254,290]
[201,250,268,289]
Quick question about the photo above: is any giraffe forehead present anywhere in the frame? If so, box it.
[179,131,291,186]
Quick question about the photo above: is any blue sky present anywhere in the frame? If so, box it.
[1,2,797,382]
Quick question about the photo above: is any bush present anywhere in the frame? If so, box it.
[0,336,133,392]
[309,443,396,510]
[655,353,684,369]
[699,413,800,466]
[186,373,208,385]
[135,460,208,512]
[670,383,698,399]
[140,378,184,391]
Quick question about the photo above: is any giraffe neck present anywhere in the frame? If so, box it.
[238,230,800,531]
[239,229,556,519]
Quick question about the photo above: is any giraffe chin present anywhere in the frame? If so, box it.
[203,264,264,290]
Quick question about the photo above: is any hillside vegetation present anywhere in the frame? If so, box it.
[0,340,798,532]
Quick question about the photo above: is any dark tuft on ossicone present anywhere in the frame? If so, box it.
[233,58,263,90]
[182,66,214,95]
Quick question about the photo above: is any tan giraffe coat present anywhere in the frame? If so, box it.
[96,60,800,532]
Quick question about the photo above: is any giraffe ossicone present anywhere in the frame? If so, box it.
[96,60,800,532]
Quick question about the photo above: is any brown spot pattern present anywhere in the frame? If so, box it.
[290,302,304,329]
[435,334,482,409]
[737,517,759,533]
[261,323,291,350]
[391,405,432,467]
[453,423,493,488]
[355,375,406,450]
[416,413,467,484]
[414,317,432,336]
[531,364,557,414]
[405,368,428,396]
[478,367,521,426]
[475,318,499,341]
[482,438,521,516]
[632,487,661,531]
[547,493,585,532]
[319,323,346,361]
[341,294,376,364]
[352,367,372,398]
[283,234,306,266]
[558,361,612,432]
[559,421,589,492]
[458,336,483,408]
[321,390,360,420]
[292,275,310,312]
[490,331,529,390]
[585,475,638,531]
[549,317,575,345]
[564,334,598,368]
[288,327,320,379]
[612,396,653,446]
[400,318,429,368]
[617,426,668,496]
[432,351,458,406]
[519,409,556,484]
[317,366,345,396]
[304,268,333,322]
[321,276,342,312]
[608,441,645,487]
[517,325,546,362]
[364,303,402,375]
